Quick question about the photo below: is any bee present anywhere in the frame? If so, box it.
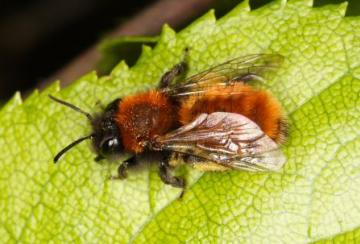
[49,53,287,192]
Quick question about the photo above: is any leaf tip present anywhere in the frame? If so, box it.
[150,24,176,51]
[137,44,153,63]
[198,8,216,23]
[12,92,22,105]
[239,0,251,12]
[161,23,176,38]
[111,60,129,77]
[43,80,61,94]
[154,24,177,51]
[0,92,22,112]
[338,1,348,17]
[25,89,40,103]
[178,8,216,44]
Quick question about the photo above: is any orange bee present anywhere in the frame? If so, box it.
[50,53,287,192]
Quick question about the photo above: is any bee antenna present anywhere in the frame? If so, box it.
[48,95,93,121]
[54,134,94,163]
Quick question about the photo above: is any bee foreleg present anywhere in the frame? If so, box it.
[158,160,186,190]
[109,156,137,180]
[94,155,105,163]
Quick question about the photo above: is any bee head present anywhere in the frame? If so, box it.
[49,95,124,163]
[91,99,123,160]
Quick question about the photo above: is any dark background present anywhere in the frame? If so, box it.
[0,0,357,102]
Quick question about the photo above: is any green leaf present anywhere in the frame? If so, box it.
[315,0,360,16]
[1,0,360,242]
[97,36,159,74]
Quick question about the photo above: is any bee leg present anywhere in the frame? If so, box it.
[158,61,187,88]
[159,160,186,194]
[94,155,105,163]
[109,156,137,180]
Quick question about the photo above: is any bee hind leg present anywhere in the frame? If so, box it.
[158,160,186,197]
[109,156,137,180]
[158,48,189,88]
[158,62,187,88]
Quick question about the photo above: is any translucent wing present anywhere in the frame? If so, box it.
[163,54,284,97]
[151,112,286,172]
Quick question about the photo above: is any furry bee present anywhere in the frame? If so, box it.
[50,53,287,191]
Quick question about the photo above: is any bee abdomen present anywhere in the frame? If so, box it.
[178,83,287,143]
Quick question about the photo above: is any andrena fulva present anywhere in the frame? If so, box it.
[50,53,288,193]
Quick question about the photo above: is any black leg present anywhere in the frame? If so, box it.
[158,48,189,88]
[159,160,185,192]
[94,155,105,163]
[158,62,187,88]
[109,156,137,180]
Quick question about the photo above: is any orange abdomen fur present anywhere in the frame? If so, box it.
[116,90,175,153]
[179,83,287,143]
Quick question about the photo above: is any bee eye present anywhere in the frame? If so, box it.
[100,137,122,156]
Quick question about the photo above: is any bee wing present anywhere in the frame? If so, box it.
[163,54,284,97]
[152,112,286,172]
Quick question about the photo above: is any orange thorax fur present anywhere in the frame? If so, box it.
[116,90,175,153]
